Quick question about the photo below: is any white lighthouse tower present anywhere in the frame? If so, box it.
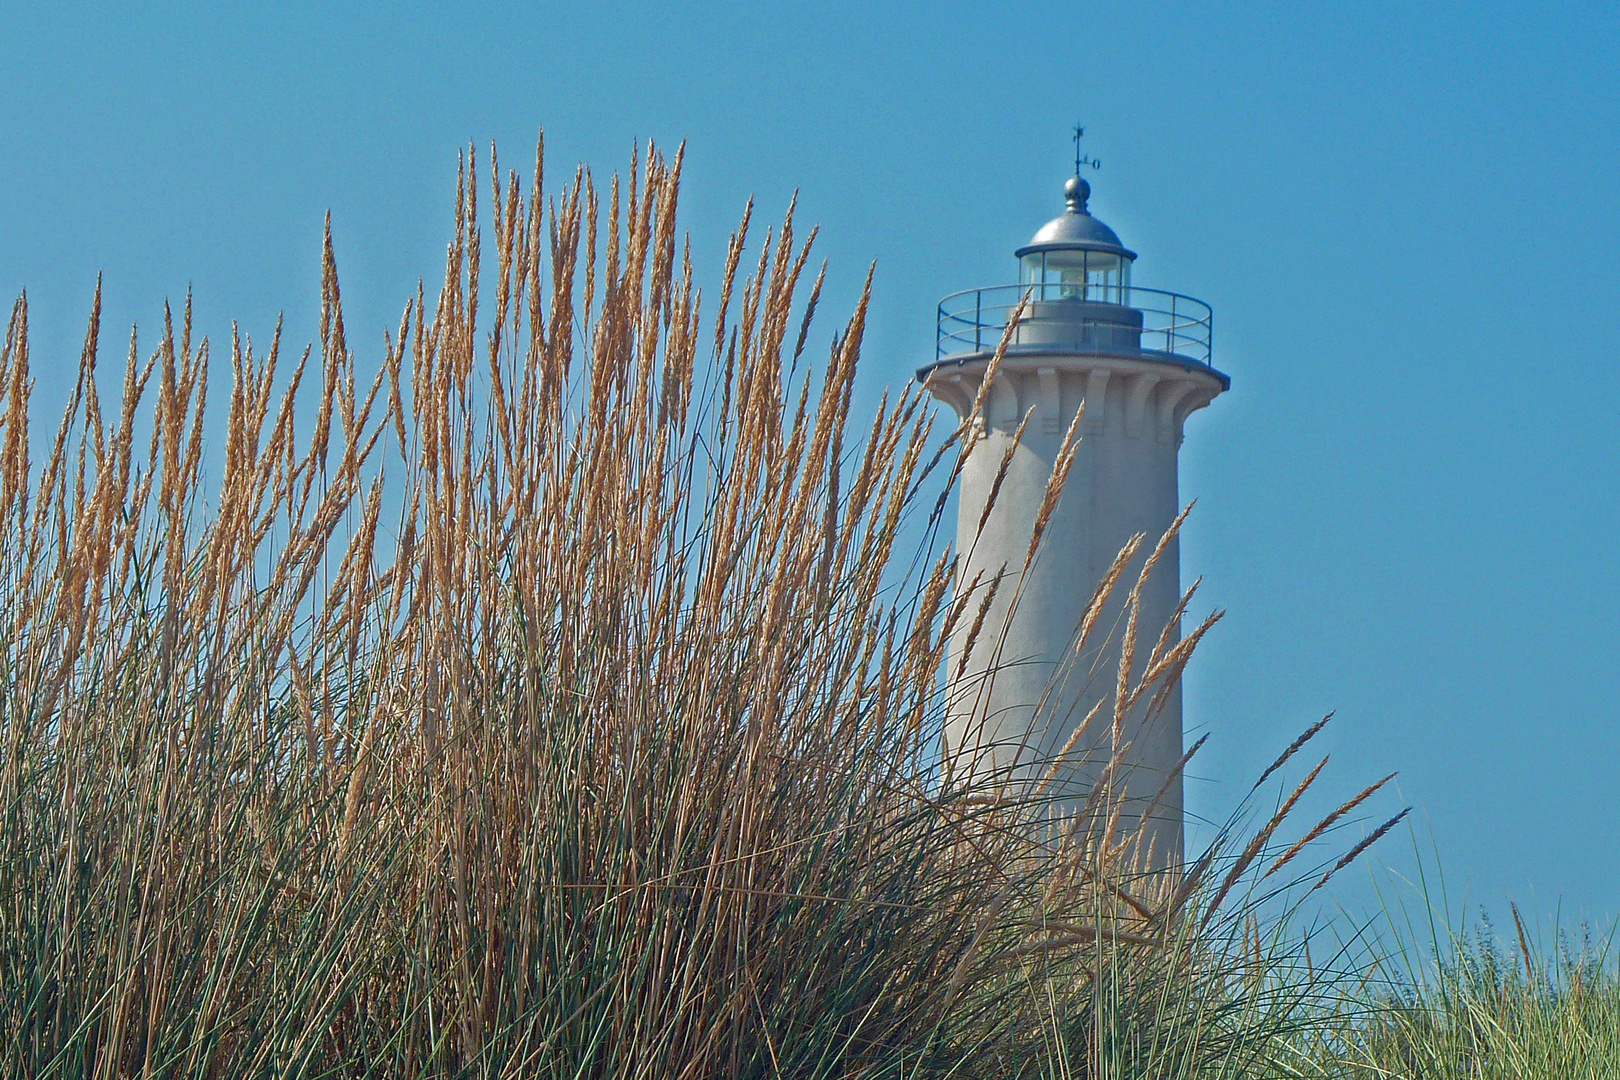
[919,141,1227,866]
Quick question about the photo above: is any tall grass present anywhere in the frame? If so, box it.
[0,137,1408,1078]
[1313,856,1620,1080]
[1359,920,1620,1077]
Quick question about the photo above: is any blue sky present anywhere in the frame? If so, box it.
[3,1,1616,931]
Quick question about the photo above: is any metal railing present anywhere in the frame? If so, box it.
[936,284,1213,366]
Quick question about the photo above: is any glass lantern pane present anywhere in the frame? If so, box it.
[1037,249,1083,299]
[1019,248,1133,302]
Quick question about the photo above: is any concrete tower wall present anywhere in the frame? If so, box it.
[927,354,1221,866]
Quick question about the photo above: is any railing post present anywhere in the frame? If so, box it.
[975,291,982,353]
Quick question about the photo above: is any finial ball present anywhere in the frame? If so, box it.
[1064,175,1091,213]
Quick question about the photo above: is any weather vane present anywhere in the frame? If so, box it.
[1073,123,1101,176]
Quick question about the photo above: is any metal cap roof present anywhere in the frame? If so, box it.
[1015,176,1136,260]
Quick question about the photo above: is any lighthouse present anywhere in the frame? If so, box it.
[918,141,1227,867]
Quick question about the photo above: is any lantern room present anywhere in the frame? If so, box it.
[1015,176,1135,305]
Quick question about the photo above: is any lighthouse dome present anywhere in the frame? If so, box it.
[1027,207,1126,250]
[1016,177,1135,260]
[1014,176,1135,300]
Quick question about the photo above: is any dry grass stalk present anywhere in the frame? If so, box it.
[1310,809,1412,894]
[1263,771,1397,882]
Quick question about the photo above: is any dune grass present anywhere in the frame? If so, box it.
[0,136,1596,1078]
[1305,863,1620,1080]
[1363,923,1620,1077]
